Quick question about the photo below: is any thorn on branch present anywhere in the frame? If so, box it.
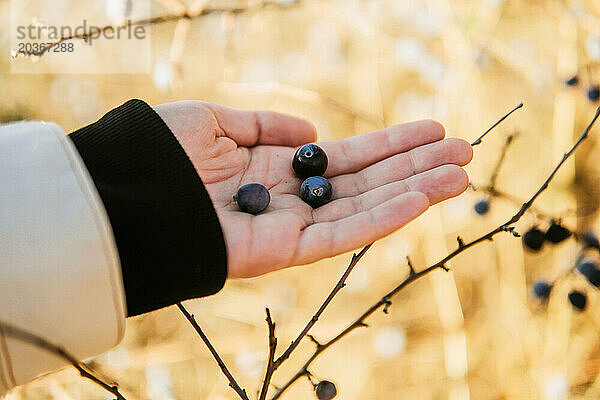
[383,298,392,314]
[307,334,323,348]
[406,256,416,276]
[457,236,465,248]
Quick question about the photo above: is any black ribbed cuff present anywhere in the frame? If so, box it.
[69,99,227,316]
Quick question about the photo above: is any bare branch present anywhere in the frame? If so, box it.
[14,1,301,57]
[271,244,372,370]
[270,107,600,399]
[488,133,515,190]
[258,309,278,400]
[176,303,249,400]
[0,321,126,400]
[471,103,523,146]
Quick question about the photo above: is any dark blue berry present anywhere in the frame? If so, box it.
[522,227,545,252]
[233,183,270,214]
[588,85,600,102]
[577,261,600,287]
[545,222,571,244]
[565,75,579,86]
[474,199,490,215]
[292,144,328,179]
[301,176,333,208]
[582,231,600,250]
[315,381,337,400]
[568,290,587,311]
[532,280,553,300]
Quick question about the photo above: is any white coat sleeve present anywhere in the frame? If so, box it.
[0,121,127,395]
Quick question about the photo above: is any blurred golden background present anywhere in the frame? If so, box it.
[4,0,600,399]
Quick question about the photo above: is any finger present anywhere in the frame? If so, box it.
[330,138,472,198]
[293,192,429,265]
[203,102,317,147]
[319,119,446,176]
[314,165,469,223]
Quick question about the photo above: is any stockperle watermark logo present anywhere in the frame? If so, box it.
[10,0,151,74]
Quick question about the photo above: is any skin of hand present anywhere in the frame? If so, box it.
[153,101,473,279]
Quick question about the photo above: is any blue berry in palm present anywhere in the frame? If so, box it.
[588,85,600,102]
[233,183,270,214]
[474,199,490,215]
[522,227,545,252]
[292,143,328,179]
[532,280,553,300]
[577,261,600,287]
[568,290,587,311]
[315,381,337,400]
[545,222,571,244]
[301,176,333,208]
[565,75,579,86]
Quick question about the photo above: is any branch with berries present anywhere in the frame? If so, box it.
[469,114,600,312]
[264,107,600,399]
[177,103,537,399]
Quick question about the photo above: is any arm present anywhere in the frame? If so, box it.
[0,120,126,393]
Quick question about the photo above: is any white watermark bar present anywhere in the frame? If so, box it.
[10,0,151,74]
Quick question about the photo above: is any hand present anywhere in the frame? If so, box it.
[154,101,473,278]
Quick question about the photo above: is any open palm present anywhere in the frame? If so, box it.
[154,101,473,278]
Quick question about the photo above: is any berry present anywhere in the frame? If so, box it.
[545,222,571,244]
[588,85,600,102]
[301,176,333,208]
[576,261,600,287]
[292,144,328,179]
[532,280,553,300]
[565,75,579,86]
[233,183,270,214]
[474,199,490,215]
[522,227,545,252]
[315,381,337,400]
[568,290,587,311]
[582,231,600,250]
[577,261,597,276]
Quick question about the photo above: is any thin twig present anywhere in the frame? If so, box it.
[488,134,515,190]
[272,244,372,369]
[471,103,524,146]
[258,309,277,400]
[0,321,126,400]
[176,303,249,400]
[270,107,600,399]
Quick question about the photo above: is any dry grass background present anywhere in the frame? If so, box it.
[3,0,600,399]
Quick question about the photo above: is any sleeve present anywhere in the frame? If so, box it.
[68,99,228,316]
[0,121,127,395]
